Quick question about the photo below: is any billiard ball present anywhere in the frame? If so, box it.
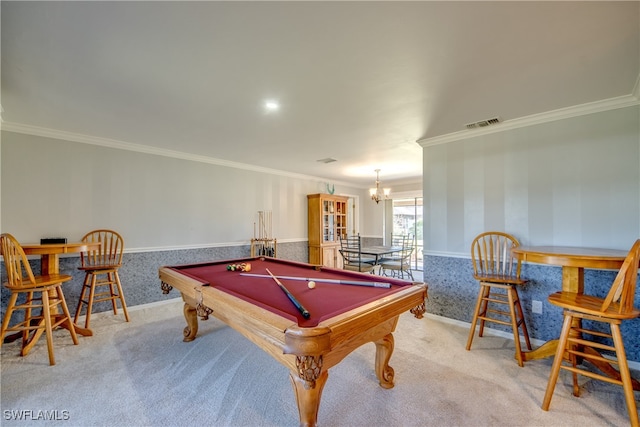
[307,281,316,289]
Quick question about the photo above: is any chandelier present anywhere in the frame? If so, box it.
[369,169,390,204]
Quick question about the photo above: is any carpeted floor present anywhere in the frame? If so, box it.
[1,299,638,426]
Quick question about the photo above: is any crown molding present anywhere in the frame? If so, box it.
[0,121,356,187]
[417,93,640,148]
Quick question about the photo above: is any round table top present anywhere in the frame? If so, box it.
[21,242,100,255]
[512,245,628,269]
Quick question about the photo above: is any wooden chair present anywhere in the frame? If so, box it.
[466,231,532,367]
[74,229,130,328]
[542,239,640,426]
[381,235,415,280]
[0,233,78,365]
[339,235,376,273]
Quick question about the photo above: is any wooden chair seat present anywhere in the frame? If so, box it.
[475,273,527,286]
[466,231,532,367]
[542,239,640,427]
[78,264,120,272]
[0,233,79,366]
[74,229,130,329]
[548,291,640,320]
[5,274,75,290]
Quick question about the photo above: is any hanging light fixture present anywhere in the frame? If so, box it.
[369,169,391,204]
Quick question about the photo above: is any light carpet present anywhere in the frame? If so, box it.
[1,299,638,426]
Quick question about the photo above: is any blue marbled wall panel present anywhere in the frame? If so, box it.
[423,254,640,363]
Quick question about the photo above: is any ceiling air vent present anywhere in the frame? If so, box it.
[316,158,337,164]
[465,117,502,130]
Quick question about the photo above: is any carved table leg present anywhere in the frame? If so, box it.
[182,303,198,342]
[289,369,328,427]
[374,333,395,389]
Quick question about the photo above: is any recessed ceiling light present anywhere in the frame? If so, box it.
[264,100,280,112]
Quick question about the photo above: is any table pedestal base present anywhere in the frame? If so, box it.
[4,317,92,349]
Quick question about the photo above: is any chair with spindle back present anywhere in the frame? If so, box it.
[74,229,130,328]
[541,239,640,426]
[466,232,532,366]
[0,233,78,365]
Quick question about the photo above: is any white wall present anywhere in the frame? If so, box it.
[1,131,372,250]
[423,105,640,254]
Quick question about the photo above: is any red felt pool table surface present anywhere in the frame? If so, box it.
[166,257,412,327]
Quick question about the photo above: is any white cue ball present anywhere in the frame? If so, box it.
[307,281,316,289]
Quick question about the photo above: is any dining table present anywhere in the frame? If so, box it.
[361,245,404,264]
[340,245,404,270]
[511,245,639,390]
[4,241,101,352]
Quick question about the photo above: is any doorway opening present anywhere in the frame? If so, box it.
[391,197,423,271]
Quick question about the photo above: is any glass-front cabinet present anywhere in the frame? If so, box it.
[308,193,348,268]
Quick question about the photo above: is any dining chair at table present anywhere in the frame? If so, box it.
[466,231,532,367]
[381,235,414,280]
[541,239,640,427]
[390,234,408,250]
[339,235,376,273]
[74,229,130,329]
[0,233,79,365]
[378,234,408,261]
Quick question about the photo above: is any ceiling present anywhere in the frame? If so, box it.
[2,1,639,188]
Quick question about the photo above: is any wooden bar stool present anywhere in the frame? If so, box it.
[466,231,532,366]
[74,229,130,328]
[542,239,640,427]
[0,233,78,365]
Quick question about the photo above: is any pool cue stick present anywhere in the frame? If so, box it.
[240,273,392,289]
[265,268,311,319]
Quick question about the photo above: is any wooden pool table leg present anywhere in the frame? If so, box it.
[290,369,328,427]
[374,333,395,389]
[182,303,199,342]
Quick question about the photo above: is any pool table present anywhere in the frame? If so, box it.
[159,256,427,427]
